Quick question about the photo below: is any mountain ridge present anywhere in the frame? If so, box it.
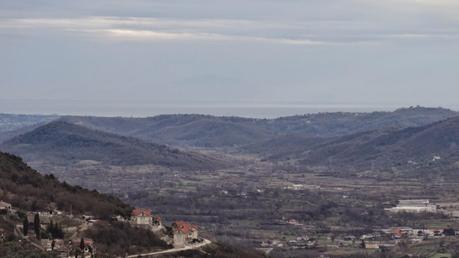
[1,121,226,170]
[291,116,459,171]
[59,106,458,148]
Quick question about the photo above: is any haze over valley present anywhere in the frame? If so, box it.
[2,0,459,257]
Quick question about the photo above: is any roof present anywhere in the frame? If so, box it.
[131,208,152,217]
[71,238,94,247]
[84,239,94,245]
[398,199,430,206]
[173,221,198,234]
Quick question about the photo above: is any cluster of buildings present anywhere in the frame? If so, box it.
[0,199,96,258]
[39,238,96,258]
[256,236,317,255]
[256,224,458,253]
[130,207,201,248]
[287,237,317,249]
[1,198,203,256]
[358,226,457,250]
[326,226,457,251]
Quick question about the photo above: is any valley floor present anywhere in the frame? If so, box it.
[30,153,459,258]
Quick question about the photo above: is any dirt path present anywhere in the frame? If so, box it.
[126,239,211,258]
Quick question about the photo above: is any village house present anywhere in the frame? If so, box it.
[386,199,438,213]
[131,208,153,225]
[27,212,52,226]
[365,242,380,249]
[41,239,66,252]
[130,208,163,230]
[69,238,96,258]
[172,221,199,248]
[382,227,414,239]
[80,238,96,258]
[0,200,12,215]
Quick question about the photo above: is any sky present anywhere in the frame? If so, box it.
[1,0,459,117]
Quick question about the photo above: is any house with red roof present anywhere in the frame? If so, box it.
[68,238,96,258]
[130,208,163,230]
[131,208,153,225]
[172,221,199,248]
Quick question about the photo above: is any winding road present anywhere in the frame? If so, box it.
[126,239,212,258]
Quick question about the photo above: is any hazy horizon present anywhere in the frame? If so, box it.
[2,0,459,117]
[1,98,457,118]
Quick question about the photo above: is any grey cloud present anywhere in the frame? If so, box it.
[0,0,458,116]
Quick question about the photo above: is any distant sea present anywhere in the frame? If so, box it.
[1,99,456,119]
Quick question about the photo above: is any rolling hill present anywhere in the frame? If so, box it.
[293,116,459,171]
[0,114,57,133]
[0,107,456,149]
[59,106,457,148]
[267,106,457,137]
[61,114,273,147]
[1,121,226,170]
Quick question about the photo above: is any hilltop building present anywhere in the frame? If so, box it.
[386,200,437,213]
[172,221,199,248]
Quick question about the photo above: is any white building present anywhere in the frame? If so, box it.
[131,208,153,225]
[0,201,12,214]
[386,199,437,213]
[172,221,199,248]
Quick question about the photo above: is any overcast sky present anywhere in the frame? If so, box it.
[1,0,458,117]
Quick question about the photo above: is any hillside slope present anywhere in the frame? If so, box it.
[1,121,226,170]
[0,114,57,133]
[61,107,457,148]
[0,151,131,217]
[269,106,457,137]
[298,116,459,171]
[0,152,263,258]
[0,107,455,148]
[62,114,272,147]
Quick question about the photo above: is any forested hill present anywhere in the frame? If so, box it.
[298,115,459,171]
[0,151,132,218]
[60,106,457,147]
[1,121,227,170]
[0,107,456,149]
[252,116,459,173]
